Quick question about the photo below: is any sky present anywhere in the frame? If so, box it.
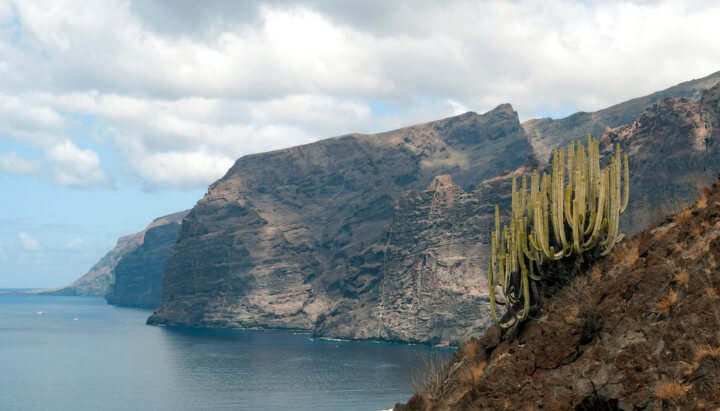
[1,0,720,288]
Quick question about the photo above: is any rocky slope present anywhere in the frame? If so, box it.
[396,179,720,410]
[40,211,187,301]
[524,70,720,163]
[105,216,185,308]
[608,83,720,235]
[148,105,534,337]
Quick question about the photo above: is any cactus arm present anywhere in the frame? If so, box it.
[620,153,629,213]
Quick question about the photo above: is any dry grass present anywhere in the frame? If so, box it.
[654,380,690,399]
[656,289,679,314]
[691,224,703,236]
[684,345,720,376]
[696,189,709,209]
[461,360,486,382]
[411,354,454,401]
[707,287,718,299]
[590,267,602,282]
[674,269,689,286]
[625,243,639,266]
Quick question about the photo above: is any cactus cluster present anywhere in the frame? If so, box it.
[488,136,629,328]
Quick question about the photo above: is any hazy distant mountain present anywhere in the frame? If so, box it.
[40,211,187,300]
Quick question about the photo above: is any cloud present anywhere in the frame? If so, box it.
[18,232,41,251]
[65,237,84,249]
[0,152,40,175]
[1,0,720,190]
[47,140,108,187]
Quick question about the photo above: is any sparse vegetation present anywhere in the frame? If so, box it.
[488,136,630,328]
[654,380,690,400]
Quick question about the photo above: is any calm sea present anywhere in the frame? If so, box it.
[0,294,452,410]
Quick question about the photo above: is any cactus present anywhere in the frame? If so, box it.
[488,136,629,328]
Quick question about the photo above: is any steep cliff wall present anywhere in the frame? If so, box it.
[148,105,534,336]
[105,219,184,308]
[314,174,519,346]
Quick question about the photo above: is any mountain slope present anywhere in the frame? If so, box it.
[524,70,720,163]
[148,105,534,340]
[396,178,720,410]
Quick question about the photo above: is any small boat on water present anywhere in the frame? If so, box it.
[36,311,46,315]
[73,314,78,321]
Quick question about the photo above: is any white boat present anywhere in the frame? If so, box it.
[36,311,46,315]
[73,314,78,321]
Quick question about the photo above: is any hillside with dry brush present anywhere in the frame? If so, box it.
[397,178,720,410]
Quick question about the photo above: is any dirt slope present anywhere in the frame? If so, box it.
[397,179,720,410]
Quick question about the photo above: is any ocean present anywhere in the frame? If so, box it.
[0,294,452,410]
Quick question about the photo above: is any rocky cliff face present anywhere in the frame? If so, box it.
[105,217,185,308]
[148,106,534,337]
[314,174,520,346]
[397,178,720,410]
[606,83,720,235]
[148,73,720,347]
[524,70,720,163]
[40,211,187,301]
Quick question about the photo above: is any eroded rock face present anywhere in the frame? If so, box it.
[605,83,720,235]
[148,106,534,334]
[314,174,521,346]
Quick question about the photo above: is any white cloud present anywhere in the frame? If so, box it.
[47,140,108,187]
[0,152,40,175]
[0,0,719,190]
[65,237,84,249]
[18,232,41,251]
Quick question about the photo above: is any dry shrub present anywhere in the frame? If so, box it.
[692,224,703,236]
[411,354,454,401]
[654,380,690,399]
[674,269,689,286]
[707,286,718,299]
[625,243,639,266]
[461,360,486,382]
[696,188,709,209]
[684,345,720,376]
[590,267,602,282]
[656,289,678,314]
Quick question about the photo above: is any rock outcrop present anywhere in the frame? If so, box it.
[396,178,720,410]
[148,105,534,339]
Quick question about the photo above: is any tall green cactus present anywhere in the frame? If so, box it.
[488,136,629,328]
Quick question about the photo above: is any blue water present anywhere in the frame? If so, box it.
[0,295,452,410]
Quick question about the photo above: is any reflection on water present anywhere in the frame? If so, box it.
[0,295,452,410]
